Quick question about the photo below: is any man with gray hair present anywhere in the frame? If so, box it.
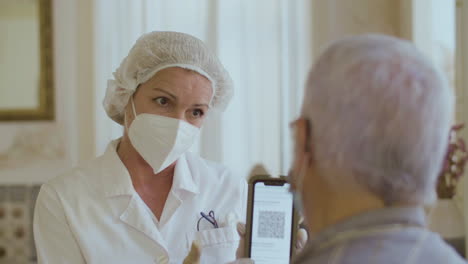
[183,34,465,264]
[289,34,465,263]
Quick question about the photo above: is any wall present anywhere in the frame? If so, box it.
[0,0,420,184]
[0,0,465,256]
[0,0,95,184]
[457,0,468,254]
[0,1,40,109]
[0,0,442,181]
[311,0,400,57]
[0,4,96,261]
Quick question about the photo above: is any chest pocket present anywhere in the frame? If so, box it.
[186,226,240,264]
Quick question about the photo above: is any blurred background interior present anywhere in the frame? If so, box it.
[0,0,467,263]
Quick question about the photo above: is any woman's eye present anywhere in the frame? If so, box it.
[192,109,204,118]
[154,97,169,106]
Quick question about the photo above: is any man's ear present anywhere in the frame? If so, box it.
[295,118,310,153]
[295,118,314,168]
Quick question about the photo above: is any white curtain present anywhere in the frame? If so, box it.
[93,0,313,179]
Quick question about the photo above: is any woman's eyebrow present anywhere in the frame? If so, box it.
[152,88,177,100]
[193,103,210,108]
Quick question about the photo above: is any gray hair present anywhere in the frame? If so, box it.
[302,34,454,205]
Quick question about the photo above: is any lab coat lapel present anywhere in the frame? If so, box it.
[99,140,168,251]
[158,154,199,228]
[158,193,182,228]
[119,195,168,251]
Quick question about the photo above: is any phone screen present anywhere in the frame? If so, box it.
[249,181,294,264]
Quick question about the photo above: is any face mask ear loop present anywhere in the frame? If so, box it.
[131,96,137,118]
[124,110,128,131]
[208,83,215,110]
[124,95,138,132]
[304,119,312,153]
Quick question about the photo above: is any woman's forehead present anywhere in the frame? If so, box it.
[153,67,210,82]
[140,68,213,100]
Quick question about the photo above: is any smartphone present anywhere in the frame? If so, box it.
[245,175,298,264]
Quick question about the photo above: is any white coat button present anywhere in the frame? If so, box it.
[155,255,169,264]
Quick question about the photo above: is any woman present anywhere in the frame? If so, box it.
[33,31,246,264]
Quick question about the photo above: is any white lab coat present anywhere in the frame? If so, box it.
[33,140,247,264]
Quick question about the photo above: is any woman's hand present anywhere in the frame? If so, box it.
[183,242,253,264]
[235,222,309,259]
[183,242,201,264]
[182,223,308,264]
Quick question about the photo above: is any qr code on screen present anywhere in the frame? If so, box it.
[257,211,285,239]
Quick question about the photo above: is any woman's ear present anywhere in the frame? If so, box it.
[123,96,135,130]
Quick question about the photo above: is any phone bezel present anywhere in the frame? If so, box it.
[245,175,298,261]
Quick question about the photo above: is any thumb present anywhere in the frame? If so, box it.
[237,222,246,237]
[236,222,246,258]
[295,228,308,252]
[183,241,201,264]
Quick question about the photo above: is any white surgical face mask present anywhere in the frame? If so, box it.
[125,97,200,174]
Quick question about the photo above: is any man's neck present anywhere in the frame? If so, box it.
[303,179,386,235]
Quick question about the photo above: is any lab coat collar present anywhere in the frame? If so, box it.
[101,139,135,197]
[119,194,169,251]
[172,152,200,196]
[100,139,200,198]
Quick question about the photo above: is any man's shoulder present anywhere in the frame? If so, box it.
[294,229,466,264]
[417,233,466,263]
